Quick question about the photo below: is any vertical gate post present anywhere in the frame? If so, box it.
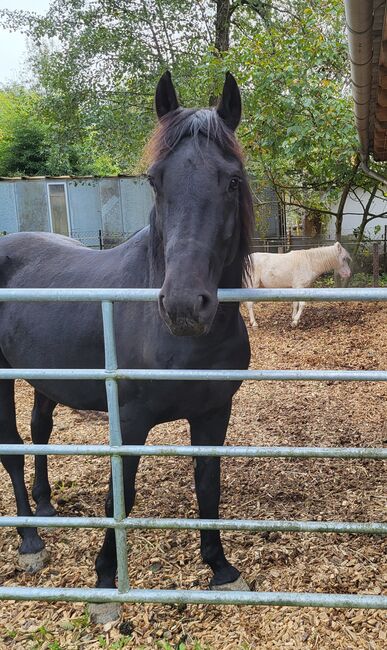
[373,242,380,287]
[287,227,292,252]
[101,301,130,593]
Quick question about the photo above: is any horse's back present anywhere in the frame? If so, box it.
[0,232,89,286]
[249,251,295,288]
[0,230,152,409]
[0,230,149,288]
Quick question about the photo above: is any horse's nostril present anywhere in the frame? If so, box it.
[197,293,212,315]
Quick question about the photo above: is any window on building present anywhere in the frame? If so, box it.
[48,183,69,236]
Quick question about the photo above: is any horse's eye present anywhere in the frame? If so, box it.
[228,177,240,192]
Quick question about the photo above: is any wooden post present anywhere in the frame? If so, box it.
[277,246,284,254]
[287,227,292,252]
[373,242,380,287]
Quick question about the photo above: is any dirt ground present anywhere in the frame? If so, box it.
[0,300,386,649]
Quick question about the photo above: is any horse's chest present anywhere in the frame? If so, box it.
[139,377,241,422]
[136,322,250,421]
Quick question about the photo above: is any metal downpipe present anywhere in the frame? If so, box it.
[344,0,374,157]
[360,155,387,186]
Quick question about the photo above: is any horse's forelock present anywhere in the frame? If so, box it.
[144,107,246,167]
[144,108,254,277]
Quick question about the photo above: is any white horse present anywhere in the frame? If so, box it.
[245,242,351,328]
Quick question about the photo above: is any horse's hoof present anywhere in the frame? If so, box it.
[18,548,50,573]
[210,575,250,591]
[252,323,258,329]
[291,322,298,328]
[88,602,121,625]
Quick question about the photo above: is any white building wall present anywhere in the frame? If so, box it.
[329,188,387,239]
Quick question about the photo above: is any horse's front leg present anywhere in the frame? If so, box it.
[90,408,152,624]
[292,301,306,327]
[245,302,258,328]
[189,401,249,591]
[291,301,299,326]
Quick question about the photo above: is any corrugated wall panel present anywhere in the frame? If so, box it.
[120,177,153,234]
[15,181,50,231]
[67,179,102,246]
[100,179,123,236]
[0,183,18,233]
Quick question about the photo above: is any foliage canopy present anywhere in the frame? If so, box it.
[0,0,377,242]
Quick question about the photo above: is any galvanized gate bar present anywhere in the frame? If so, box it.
[1,369,387,381]
[0,586,385,609]
[101,301,130,593]
[1,516,386,535]
[0,287,386,302]
[0,286,385,610]
[0,444,385,459]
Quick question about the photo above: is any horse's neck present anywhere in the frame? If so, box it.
[306,246,338,276]
[219,257,244,290]
[148,210,165,286]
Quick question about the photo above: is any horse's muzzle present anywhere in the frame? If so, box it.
[158,290,217,337]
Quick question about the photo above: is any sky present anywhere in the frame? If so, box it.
[0,1,51,84]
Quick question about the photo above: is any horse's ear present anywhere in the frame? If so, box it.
[155,71,179,120]
[335,241,342,251]
[216,72,241,131]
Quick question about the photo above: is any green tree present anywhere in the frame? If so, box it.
[1,1,219,171]
[0,84,97,176]
[2,0,386,247]
[224,1,359,226]
[0,0,266,171]
[0,86,49,176]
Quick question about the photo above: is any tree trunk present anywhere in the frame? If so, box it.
[215,0,231,52]
[209,0,231,106]
[353,183,378,258]
[335,158,360,242]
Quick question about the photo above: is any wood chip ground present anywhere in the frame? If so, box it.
[0,301,386,649]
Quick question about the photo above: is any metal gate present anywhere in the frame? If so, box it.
[0,287,386,610]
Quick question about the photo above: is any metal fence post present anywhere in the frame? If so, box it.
[101,301,130,593]
[373,242,380,287]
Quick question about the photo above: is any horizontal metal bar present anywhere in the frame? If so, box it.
[0,368,386,381]
[0,368,387,381]
[0,586,385,609]
[0,444,385,459]
[0,287,385,302]
[236,288,387,302]
[1,516,386,535]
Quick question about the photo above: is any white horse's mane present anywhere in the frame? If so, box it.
[292,244,346,275]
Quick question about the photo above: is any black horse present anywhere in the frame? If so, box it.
[0,72,254,621]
